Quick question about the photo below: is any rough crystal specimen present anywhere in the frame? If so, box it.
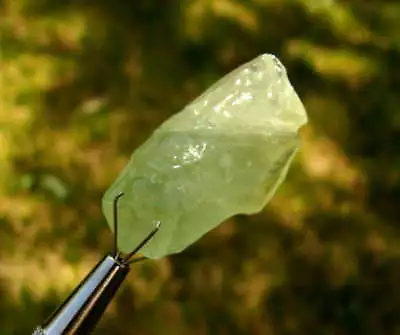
[102,54,308,259]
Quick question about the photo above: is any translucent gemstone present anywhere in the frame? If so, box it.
[102,54,308,259]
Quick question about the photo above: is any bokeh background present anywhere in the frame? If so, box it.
[1,0,399,334]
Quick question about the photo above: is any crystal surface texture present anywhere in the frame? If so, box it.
[102,54,308,259]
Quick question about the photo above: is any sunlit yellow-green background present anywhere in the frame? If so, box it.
[1,0,399,334]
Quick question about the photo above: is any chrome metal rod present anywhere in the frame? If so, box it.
[33,193,161,334]
[33,254,129,334]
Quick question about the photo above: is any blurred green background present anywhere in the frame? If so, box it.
[1,0,399,334]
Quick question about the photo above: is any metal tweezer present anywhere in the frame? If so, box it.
[33,192,160,334]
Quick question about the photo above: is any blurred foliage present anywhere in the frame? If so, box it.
[0,0,399,334]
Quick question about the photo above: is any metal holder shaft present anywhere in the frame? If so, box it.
[34,254,129,334]
[33,192,160,334]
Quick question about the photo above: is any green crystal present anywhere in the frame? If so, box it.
[102,54,308,259]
